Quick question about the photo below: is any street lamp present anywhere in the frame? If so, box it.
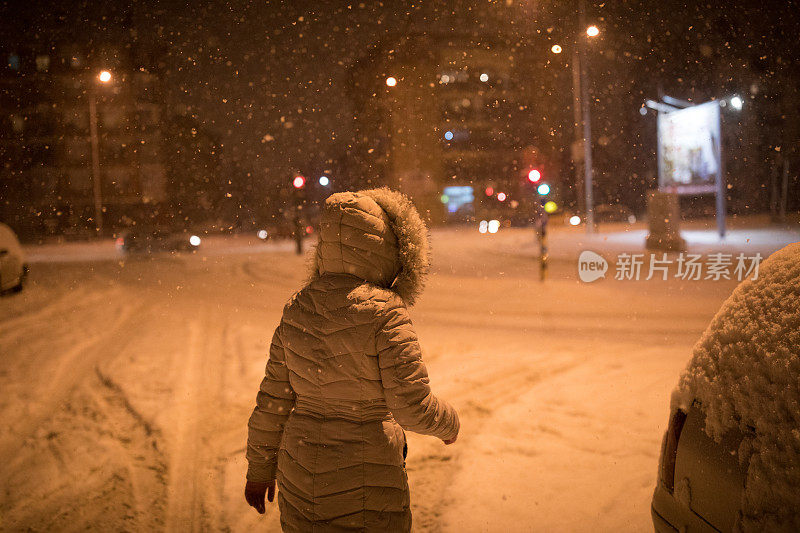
[385,76,397,87]
[552,20,599,234]
[88,69,112,235]
[569,7,600,234]
[730,95,743,110]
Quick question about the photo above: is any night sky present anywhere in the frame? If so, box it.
[3,0,798,209]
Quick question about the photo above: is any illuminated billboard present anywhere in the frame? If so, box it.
[657,101,722,195]
[442,186,474,214]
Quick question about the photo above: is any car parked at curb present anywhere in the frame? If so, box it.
[0,222,28,294]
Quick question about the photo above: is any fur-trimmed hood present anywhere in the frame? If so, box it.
[309,188,430,305]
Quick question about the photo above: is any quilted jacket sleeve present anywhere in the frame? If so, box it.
[246,324,296,482]
[376,298,460,442]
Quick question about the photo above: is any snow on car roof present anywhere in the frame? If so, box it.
[672,242,800,530]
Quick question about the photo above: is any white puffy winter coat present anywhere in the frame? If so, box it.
[246,188,460,532]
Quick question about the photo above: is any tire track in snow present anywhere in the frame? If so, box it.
[89,367,169,529]
[0,368,169,531]
[0,286,110,340]
[0,297,148,479]
[163,310,230,532]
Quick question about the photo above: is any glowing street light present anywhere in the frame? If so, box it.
[730,95,743,110]
[551,44,563,54]
[318,175,330,186]
[385,76,397,87]
[87,69,115,234]
[586,25,600,37]
[479,73,489,82]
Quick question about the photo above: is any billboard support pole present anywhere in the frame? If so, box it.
[716,170,726,238]
[716,102,726,238]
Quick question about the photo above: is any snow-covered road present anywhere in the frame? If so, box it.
[1,223,797,532]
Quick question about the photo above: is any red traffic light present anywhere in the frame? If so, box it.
[527,169,542,183]
[292,176,306,189]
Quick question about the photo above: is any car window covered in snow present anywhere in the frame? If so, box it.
[1,1,799,531]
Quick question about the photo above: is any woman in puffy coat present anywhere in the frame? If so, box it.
[244,188,460,532]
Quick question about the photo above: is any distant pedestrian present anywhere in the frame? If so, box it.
[245,188,460,532]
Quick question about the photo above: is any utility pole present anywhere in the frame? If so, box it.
[780,159,789,223]
[578,0,595,234]
[572,48,585,219]
[88,94,103,235]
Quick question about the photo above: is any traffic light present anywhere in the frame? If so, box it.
[537,183,551,196]
[527,169,542,183]
[292,175,306,189]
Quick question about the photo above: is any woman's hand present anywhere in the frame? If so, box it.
[245,480,275,514]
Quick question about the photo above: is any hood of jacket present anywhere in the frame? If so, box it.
[309,187,430,305]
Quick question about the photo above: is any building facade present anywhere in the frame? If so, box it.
[347,32,558,225]
[0,43,167,239]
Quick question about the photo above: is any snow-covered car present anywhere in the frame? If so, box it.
[653,243,800,531]
[0,222,28,293]
[116,226,203,254]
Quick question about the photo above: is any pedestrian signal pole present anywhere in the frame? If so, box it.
[538,212,549,282]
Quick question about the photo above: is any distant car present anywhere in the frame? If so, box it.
[594,203,636,224]
[116,226,203,254]
[652,243,800,531]
[0,222,28,293]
